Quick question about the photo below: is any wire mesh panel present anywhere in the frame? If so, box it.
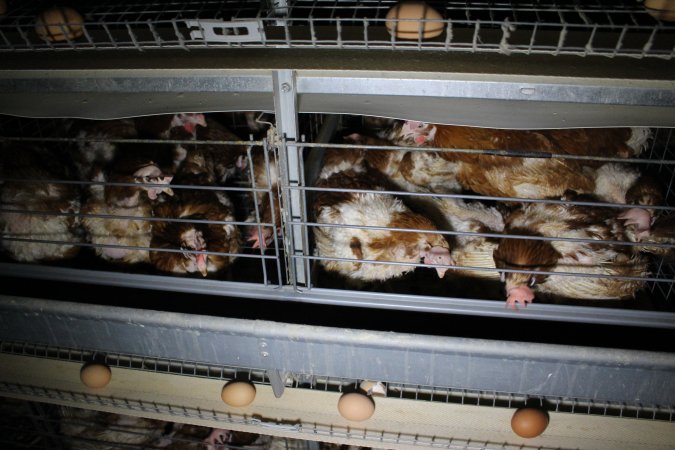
[294,115,675,320]
[0,1,673,58]
[1,112,674,326]
[0,113,287,290]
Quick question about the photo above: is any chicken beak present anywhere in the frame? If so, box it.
[196,253,208,277]
[422,246,453,278]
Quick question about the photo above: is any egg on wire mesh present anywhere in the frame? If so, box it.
[80,362,112,389]
[385,1,444,40]
[35,6,84,42]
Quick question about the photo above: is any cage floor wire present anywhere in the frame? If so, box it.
[0,1,673,59]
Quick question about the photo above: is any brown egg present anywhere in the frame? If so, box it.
[221,381,256,407]
[511,407,549,438]
[644,0,675,21]
[0,0,7,16]
[337,392,375,421]
[80,363,112,389]
[35,6,84,42]
[385,2,444,40]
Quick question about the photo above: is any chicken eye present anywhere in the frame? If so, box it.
[417,122,424,129]
[180,246,191,259]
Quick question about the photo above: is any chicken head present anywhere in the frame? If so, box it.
[420,245,453,278]
[171,113,207,137]
[180,228,208,277]
[400,120,437,145]
[133,164,174,200]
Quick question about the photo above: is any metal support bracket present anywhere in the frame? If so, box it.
[266,369,289,398]
[273,70,308,287]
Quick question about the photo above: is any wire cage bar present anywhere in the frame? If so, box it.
[1,113,675,328]
[0,113,287,289]
[0,1,674,59]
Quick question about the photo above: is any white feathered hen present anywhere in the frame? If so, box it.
[493,192,650,309]
[0,144,82,262]
[313,146,452,282]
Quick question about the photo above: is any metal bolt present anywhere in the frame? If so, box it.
[260,351,270,358]
[259,341,268,348]
[281,82,291,92]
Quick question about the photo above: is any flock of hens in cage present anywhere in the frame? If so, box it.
[0,112,673,309]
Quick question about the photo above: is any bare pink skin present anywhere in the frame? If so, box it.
[204,428,230,449]
[196,252,208,277]
[506,285,535,310]
[401,120,435,145]
[171,113,207,137]
[422,246,453,278]
[618,207,652,241]
[248,226,273,249]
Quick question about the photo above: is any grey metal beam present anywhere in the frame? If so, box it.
[0,263,673,329]
[0,296,673,406]
[0,71,274,119]
[295,72,675,128]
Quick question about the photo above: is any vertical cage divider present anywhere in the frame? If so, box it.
[273,69,307,287]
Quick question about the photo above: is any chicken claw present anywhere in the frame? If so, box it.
[506,285,535,310]
[618,207,652,241]
[422,246,453,278]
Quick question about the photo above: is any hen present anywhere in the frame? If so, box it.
[386,121,662,235]
[432,196,505,281]
[81,140,179,265]
[196,115,249,184]
[493,191,650,309]
[68,113,205,180]
[0,144,82,262]
[67,118,138,180]
[313,146,452,282]
[134,113,206,139]
[388,121,649,198]
[240,146,282,250]
[150,142,240,277]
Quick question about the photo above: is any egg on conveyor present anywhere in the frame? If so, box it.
[385,2,444,40]
[221,381,257,407]
[510,407,549,438]
[80,363,112,389]
[35,6,84,42]
[337,392,375,421]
